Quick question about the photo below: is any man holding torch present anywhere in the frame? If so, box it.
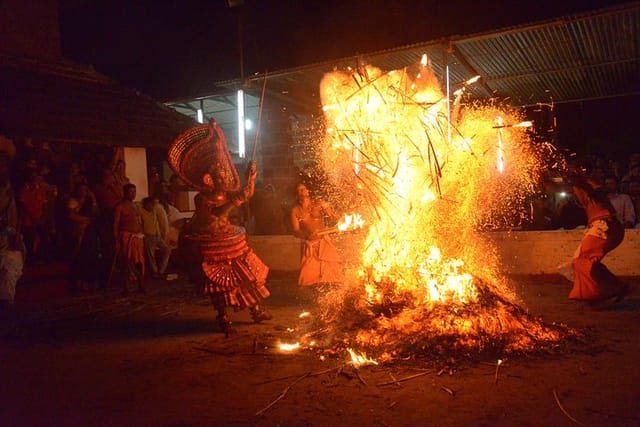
[290,182,344,290]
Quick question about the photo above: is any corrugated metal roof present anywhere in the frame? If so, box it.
[452,2,640,104]
[176,1,639,120]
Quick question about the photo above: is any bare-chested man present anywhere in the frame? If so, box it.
[290,182,343,287]
[113,183,145,292]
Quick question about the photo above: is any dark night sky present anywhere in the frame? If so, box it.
[58,0,637,155]
[59,0,632,99]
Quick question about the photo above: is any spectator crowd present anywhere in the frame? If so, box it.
[524,152,640,231]
[0,136,638,306]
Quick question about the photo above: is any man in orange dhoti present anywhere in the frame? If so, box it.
[290,182,344,288]
[565,169,629,307]
[113,183,145,293]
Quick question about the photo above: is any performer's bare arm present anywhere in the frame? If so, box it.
[290,206,306,239]
[319,200,338,223]
[242,161,257,200]
[291,204,338,240]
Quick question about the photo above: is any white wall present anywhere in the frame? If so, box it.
[487,229,640,275]
[248,229,640,275]
[124,147,148,201]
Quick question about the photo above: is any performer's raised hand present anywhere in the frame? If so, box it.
[247,161,257,177]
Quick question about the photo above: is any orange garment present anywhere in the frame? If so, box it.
[119,231,145,279]
[298,236,343,287]
[570,219,624,300]
[569,179,625,301]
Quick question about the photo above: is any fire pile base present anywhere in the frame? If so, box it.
[308,276,582,363]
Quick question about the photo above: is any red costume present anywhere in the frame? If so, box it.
[569,175,626,302]
[168,120,271,335]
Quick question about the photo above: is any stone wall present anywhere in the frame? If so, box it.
[248,229,640,275]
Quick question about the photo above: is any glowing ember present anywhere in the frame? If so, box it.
[278,342,301,352]
[298,311,311,319]
[347,348,378,368]
[465,75,481,85]
[298,58,576,362]
[513,121,533,128]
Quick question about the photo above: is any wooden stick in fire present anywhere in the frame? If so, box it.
[313,213,366,237]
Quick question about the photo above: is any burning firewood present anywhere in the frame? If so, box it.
[278,56,582,367]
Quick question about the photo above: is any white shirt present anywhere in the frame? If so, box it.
[609,193,636,225]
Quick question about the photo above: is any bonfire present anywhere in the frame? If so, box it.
[287,56,577,364]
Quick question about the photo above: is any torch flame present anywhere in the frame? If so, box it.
[337,213,365,232]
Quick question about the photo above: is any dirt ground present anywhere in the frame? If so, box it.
[1,270,638,427]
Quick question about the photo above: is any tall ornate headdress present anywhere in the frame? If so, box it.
[168,120,240,192]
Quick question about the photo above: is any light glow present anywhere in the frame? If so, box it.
[237,90,245,158]
[336,213,365,232]
[278,342,300,352]
[496,117,504,173]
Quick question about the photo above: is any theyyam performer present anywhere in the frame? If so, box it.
[168,120,271,336]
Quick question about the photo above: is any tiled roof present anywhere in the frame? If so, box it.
[0,54,195,147]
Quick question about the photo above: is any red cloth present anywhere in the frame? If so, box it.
[193,225,270,310]
[569,179,625,301]
[570,220,624,300]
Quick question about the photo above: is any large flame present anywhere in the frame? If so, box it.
[303,61,574,361]
[319,63,536,302]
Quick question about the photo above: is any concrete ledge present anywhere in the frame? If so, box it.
[248,229,640,276]
[486,229,640,275]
